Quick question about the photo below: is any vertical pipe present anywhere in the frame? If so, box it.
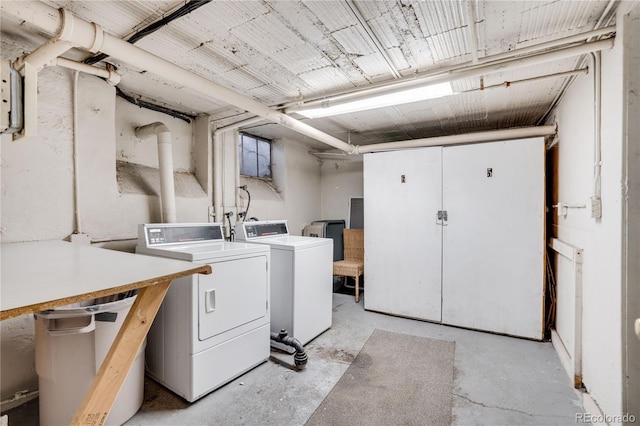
[592,52,602,206]
[72,71,82,233]
[134,122,177,223]
[213,132,223,223]
[157,129,177,223]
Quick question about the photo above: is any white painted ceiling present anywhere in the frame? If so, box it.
[0,1,618,150]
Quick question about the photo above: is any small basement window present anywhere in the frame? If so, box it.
[239,133,272,179]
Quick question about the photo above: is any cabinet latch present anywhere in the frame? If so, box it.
[436,210,448,225]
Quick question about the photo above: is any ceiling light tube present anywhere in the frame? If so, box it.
[294,82,453,118]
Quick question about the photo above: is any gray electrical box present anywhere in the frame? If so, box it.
[0,58,23,135]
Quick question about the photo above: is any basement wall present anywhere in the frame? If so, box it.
[548,7,630,417]
[238,137,322,235]
[0,65,323,407]
[320,159,363,225]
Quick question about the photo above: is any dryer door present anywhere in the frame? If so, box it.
[198,255,268,340]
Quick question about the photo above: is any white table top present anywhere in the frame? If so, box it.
[1,240,211,320]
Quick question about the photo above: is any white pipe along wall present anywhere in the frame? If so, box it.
[56,57,120,85]
[1,2,614,155]
[134,122,177,224]
[0,2,354,153]
[355,125,557,154]
[213,116,266,224]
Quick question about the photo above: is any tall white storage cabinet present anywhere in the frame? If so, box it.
[364,137,545,340]
[363,148,443,322]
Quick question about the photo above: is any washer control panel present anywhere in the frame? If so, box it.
[139,223,224,246]
[236,221,289,240]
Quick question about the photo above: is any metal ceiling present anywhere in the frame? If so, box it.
[0,0,618,149]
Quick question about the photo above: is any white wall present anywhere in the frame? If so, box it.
[239,137,322,235]
[320,159,363,225]
[1,67,75,408]
[0,65,325,406]
[549,13,628,416]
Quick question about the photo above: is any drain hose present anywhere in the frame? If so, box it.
[270,330,308,369]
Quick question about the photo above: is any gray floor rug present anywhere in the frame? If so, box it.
[306,329,456,426]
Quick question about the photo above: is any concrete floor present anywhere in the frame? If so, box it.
[5,293,584,425]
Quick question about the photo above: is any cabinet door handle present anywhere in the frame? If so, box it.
[205,289,216,313]
[436,210,448,226]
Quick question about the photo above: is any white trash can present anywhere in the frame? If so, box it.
[35,294,145,426]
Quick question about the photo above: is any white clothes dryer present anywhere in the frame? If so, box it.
[136,223,270,402]
[235,220,332,346]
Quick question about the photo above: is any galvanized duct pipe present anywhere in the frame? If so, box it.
[134,122,177,223]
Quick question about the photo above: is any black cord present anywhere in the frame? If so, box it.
[115,87,195,123]
[85,0,212,65]
[244,190,251,222]
[239,185,251,222]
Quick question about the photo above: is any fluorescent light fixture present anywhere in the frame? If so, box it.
[295,82,453,118]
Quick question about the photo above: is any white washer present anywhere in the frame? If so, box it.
[136,223,270,402]
[235,220,333,345]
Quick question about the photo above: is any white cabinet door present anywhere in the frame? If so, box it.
[198,256,268,341]
[364,148,443,321]
[441,138,545,339]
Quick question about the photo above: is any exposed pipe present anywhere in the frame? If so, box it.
[0,3,613,155]
[224,211,234,241]
[13,4,354,153]
[479,26,615,64]
[134,122,177,223]
[270,330,308,370]
[458,68,589,94]
[280,26,615,114]
[212,117,265,224]
[354,125,557,154]
[287,39,614,115]
[234,135,241,225]
[212,132,224,224]
[590,0,618,41]
[213,116,266,135]
[14,38,73,72]
[591,51,602,219]
[55,57,120,85]
[72,71,82,234]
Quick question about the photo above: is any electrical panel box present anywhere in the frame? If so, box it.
[1,59,13,133]
[0,58,23,136]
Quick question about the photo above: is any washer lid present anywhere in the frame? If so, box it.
[244,235,332,251]
[136,241,269,262]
